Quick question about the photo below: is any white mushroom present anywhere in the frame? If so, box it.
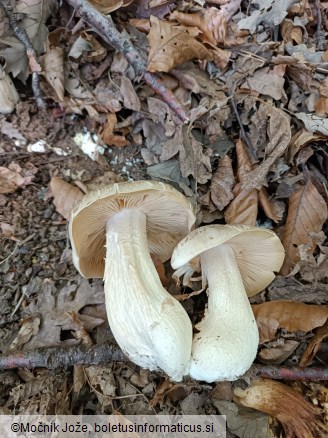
[69,181,196,381]
[171,224,285,382]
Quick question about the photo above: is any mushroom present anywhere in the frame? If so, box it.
[171,224,285,382]
[69,181,196,381]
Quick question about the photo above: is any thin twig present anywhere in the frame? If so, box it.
[251,364,328,381]
[65,0,189,123]
[230,95,257,163]
[315,0,325,51]
[0,344,327,381]
[0,0,47,109]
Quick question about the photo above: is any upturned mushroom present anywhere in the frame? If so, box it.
[171,224,285,382]
[69,181,196,381]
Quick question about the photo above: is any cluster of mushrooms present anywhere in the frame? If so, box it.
[69,181,285,383]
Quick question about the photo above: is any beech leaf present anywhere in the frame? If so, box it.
[252,300,328,343]
[280,180,328,275]
[50,176,84,220]
[147,17,212,73]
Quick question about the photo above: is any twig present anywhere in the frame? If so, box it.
[230,96,257,163]
[251,364,328,381]
[65,0,189,123]
[0,344,126,369]
[0,0,47,109]
[315,0,325,51]
[0,344,327,381]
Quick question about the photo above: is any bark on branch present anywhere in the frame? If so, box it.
[1,344,327,381]
[0,0,47,109]
[65,0,189,123]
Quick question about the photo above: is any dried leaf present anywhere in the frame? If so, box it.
[179,128,212,184]
[234,379,327,438]
[120,77,141,111]
[258,340,300,364]
[289,129,326,164]
[295,112,328,136]
[212,400,269,438]
[300,320,328,367]
[258,188,285,223]
[50,176,84,220]
[281,180,328,275]
[225,184,258,226]
[89,0,133,14]
[85,365,116,408]
[0,0,58,78]
[224,140,258,225]
[24,278,105,349]
[8,317,40,352]
[0,165,34,194]
[281,19,303,44]
[40,32,65,101]
[241,104,291,190]
[170,11,217,46]
[315,77,328,116]
[147,17,212,73]
[210,155,235,210]
[241,65,287,101]
[237,0,298,33]
[252,300,328,343]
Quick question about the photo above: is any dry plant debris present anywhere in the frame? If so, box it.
[0,0,327,434]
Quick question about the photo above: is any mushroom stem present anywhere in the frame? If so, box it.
[190,244,259,382]
[103,208,192,381]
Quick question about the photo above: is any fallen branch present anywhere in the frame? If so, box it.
[0,344,327,381]
[65,0,189,123]
[0,0,47,109]
[251,364,328,381]
[0,344,126,369]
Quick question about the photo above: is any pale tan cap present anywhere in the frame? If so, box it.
[70,180,196,278]
[171,224,285,297]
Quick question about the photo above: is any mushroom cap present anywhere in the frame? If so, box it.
[171,224,285,297]
[70,180,196,278]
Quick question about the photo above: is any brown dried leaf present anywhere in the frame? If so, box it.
[241,104,291,190]
[89,0,133,14]
[40,32,65,101]
[50,176,84,220]
[85,365,116,408]
[258,340,300,364]
[224,140,258,225]
[179,128,212,184]
[241,65,287,101]
[120,76,141,111]
[258,187,285,223]
[234,379,327,438]
[289,129,326,164]
[315,77,328,116]
[280,180,328,275]
[300,320,328,367]
[147,17,212,73]
[25,278,105,350]
[224,184,258,226]
[281,19,303,44]
[252,300,328,343]
[170,11,217,46]
[210,155,235,210]
[0,165,34,194]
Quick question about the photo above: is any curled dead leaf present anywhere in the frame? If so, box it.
[50,176,84,220]
[147,17,212,73]
[234,379,327,438]
[300,320,328,367]
[280,180,328,276]
[252,300,328,343]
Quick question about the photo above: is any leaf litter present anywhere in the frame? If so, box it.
[0,0,327,433]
